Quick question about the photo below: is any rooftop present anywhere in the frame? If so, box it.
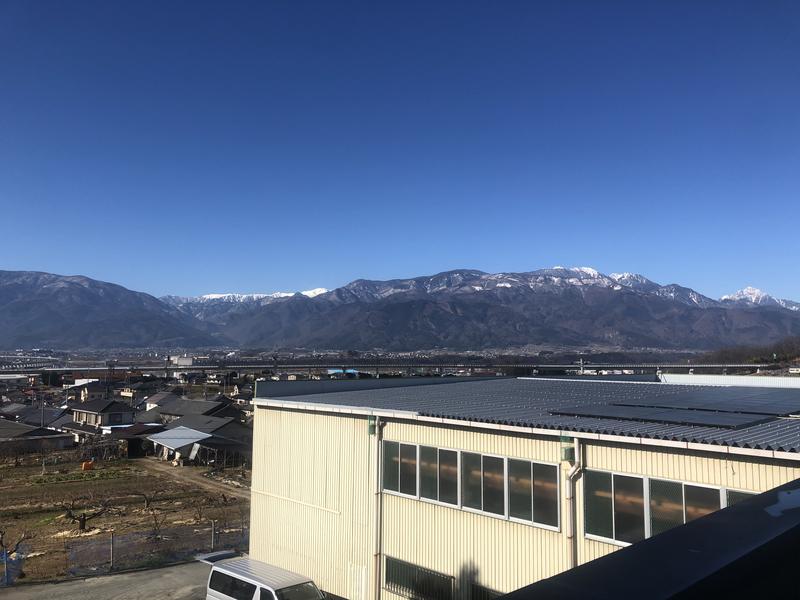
[72,399,136,414]
[254,378,800,454]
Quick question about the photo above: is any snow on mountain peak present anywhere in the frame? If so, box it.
[721,286,772,305]
[301,288,328,298]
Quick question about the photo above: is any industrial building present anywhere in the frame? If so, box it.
[249,377,800,600]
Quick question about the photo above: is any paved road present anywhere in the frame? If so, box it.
[3,561,210,600]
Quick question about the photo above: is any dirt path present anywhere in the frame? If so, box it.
[137,459,251,501]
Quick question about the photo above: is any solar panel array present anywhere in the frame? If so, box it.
[258,377,800,452]
[612,391,800,417]
[551,405,774,429]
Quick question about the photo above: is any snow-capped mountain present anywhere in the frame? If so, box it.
[2,267,799,350]
[721,287,800,311]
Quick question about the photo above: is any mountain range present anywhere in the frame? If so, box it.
[1,267,799,351]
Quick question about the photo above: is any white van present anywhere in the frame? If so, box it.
[204,556,326,600]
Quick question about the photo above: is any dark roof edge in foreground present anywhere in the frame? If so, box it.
[501,477,800,599]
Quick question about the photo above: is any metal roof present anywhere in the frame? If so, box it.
[254,378,800,453]
[164,414,234,433]
[212,557,312,590]
[147,426,211,450]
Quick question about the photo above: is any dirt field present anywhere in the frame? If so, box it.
[0,452,250,584]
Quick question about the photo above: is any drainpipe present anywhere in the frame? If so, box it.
[565,437,583,570]
[372,416,384,600]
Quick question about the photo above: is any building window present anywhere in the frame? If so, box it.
[419,446,438,501]
[584,471,613,539]
[383,441,417,496]
[399,444,418,496]
[588,472,751,543]
[482,456,505,515]
[726,489,755,506]
[383,441,557,528]
[385,557,453,600]
[684,484,720,523]
[508,459,533,521]
[461,452,482,510]
[612,474,645,544]
[585,471,645,543]
[533,463,559,528]
[438,450,458,505]
[649,479,684,537]
[383,441,400,492]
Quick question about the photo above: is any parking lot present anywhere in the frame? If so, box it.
[3,561,210,600]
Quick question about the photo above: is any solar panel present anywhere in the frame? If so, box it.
[611,388,800,416]
[551,405,774,429]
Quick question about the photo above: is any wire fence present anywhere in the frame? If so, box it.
[1,522,248,586]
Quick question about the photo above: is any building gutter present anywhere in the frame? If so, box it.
[565,437,583,570]
[373,416,384,600]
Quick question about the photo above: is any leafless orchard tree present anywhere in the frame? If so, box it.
[0,528,35,556]
[132,488,167,510]
[60,494,112,531]
[147,509,169,541]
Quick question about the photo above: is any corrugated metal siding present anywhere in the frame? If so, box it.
[382,421,568,597]
[250,406,375,600]
[660,374,800,389]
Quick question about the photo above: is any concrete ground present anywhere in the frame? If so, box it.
[3,561,211,600]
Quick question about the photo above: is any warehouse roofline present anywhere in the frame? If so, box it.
[253,377,800,460]
[253,396,800,462]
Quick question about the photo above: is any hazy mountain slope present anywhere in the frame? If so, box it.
[0,271,219,349]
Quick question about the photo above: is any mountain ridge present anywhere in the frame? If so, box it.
[1,267,799,350]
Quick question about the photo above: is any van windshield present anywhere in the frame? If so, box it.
[275,582,325,600]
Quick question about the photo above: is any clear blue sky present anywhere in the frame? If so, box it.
[1,1,798,299]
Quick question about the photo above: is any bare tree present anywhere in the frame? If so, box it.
[0,529,35,556]
[147,509,168,541]
[132,489,166,510]
[189,495,212,524]
[60,495,112,531]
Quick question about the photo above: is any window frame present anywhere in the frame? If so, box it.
[507,456,561,532]
[584,469,754,546]
[417,445,462,510]
[381,440,560,532]
[382,440,420,500]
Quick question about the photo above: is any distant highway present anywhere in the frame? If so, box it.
[11,361,775,374]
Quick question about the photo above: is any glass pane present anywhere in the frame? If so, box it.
[533,463,559,527]
[399,444,417,496]
[649,479,684,537]
[482,456,505,515]
[508,459,532,521]
[584,471,613,539]
[419,446,438,500]
[727,490,755,506]
[461,452,482,510]
[383,441,399,492]
[613,474,644,543]
[684,485,720,522]
[439,450,459,505]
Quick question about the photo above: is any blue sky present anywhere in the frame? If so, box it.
[1,1,798,299]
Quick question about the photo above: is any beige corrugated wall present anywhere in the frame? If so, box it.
[251,405,800,599]
[380,420,569,598]
[250,407,376,600]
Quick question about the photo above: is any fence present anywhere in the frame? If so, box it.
[1,521,248,586]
